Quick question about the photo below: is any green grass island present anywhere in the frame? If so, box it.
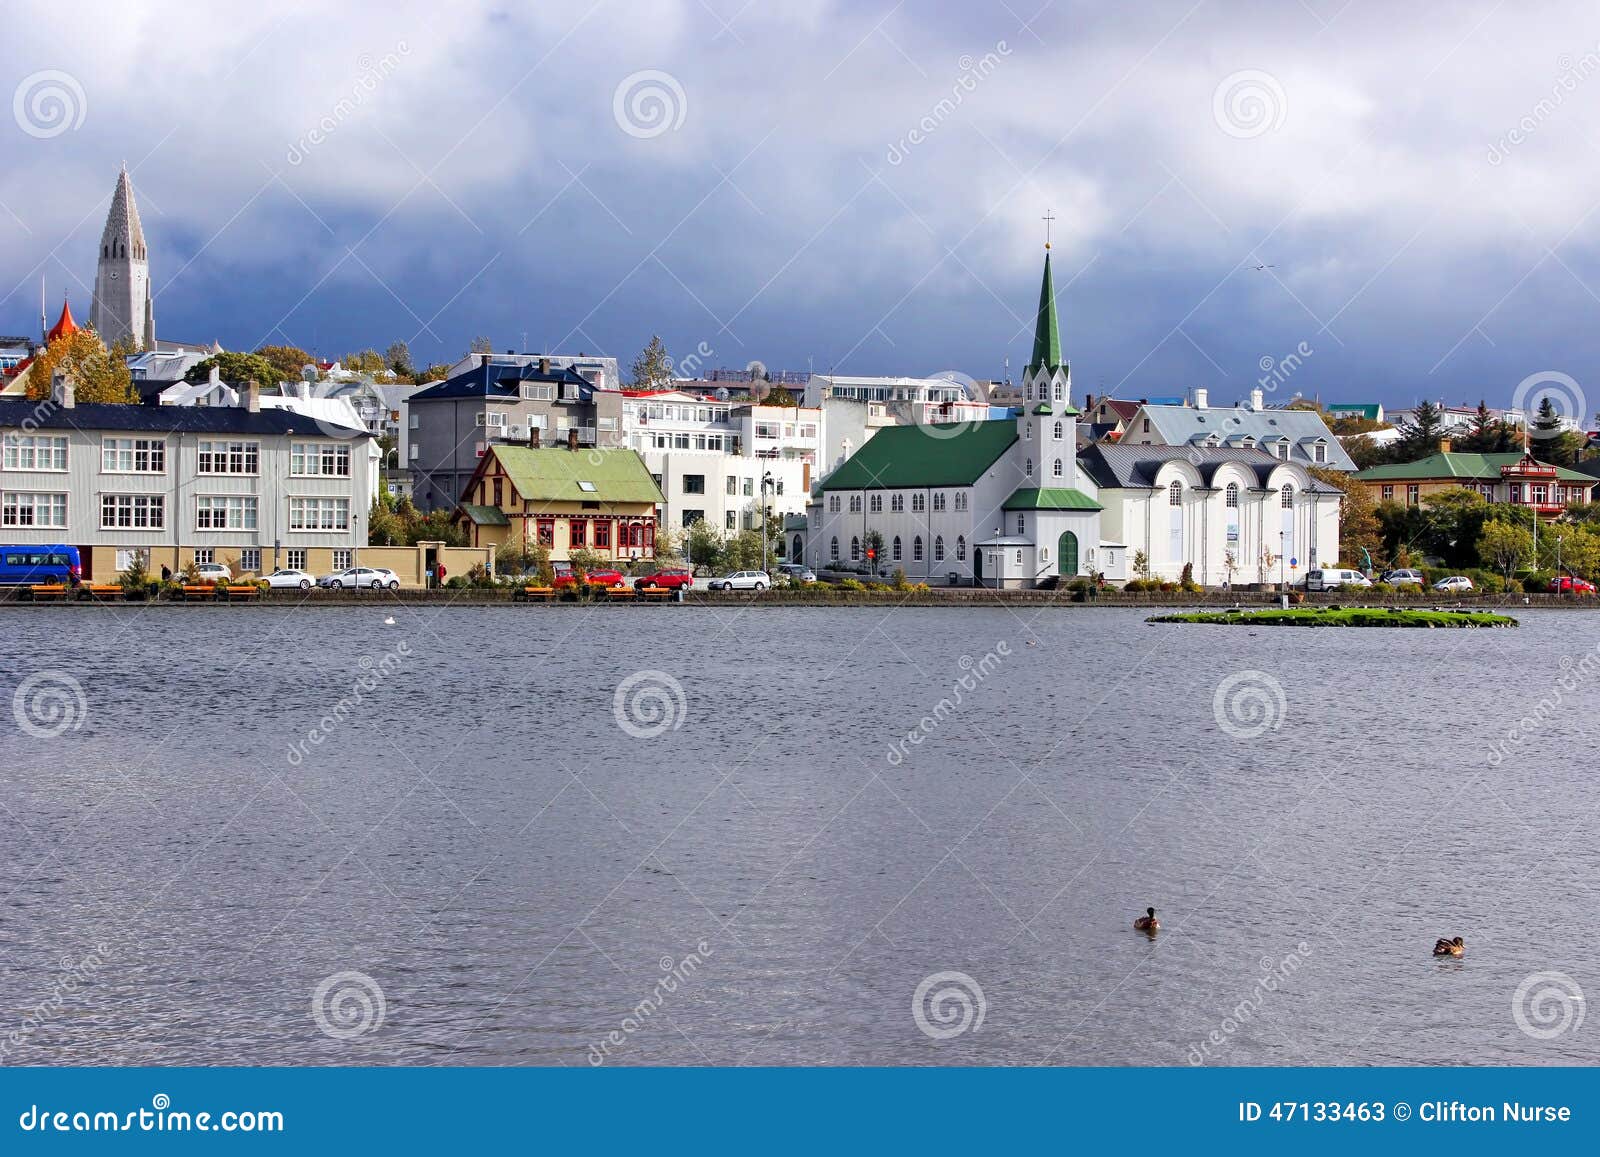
[1147,607,1519,628]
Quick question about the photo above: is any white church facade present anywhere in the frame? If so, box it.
[804,245,1344,588]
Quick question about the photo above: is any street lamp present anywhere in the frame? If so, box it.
[1557,534,1564,596]
[1279,531,1286,595]
[761,470,774,575]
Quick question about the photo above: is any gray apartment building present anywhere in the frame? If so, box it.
[407,355,624,511]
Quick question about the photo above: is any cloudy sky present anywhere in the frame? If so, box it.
[3,0,1599,411]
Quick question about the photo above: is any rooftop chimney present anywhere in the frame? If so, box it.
[1084,392,1094,411]
[245,379,260,413]
[530,426,540,448]
[1249,387,1265,412]
[51,370,75,409]
[567,428,578,451]
[1439,437,1452,454]
[539,357,550,375]
[480,353,490,367]
[1194,388,1208,410]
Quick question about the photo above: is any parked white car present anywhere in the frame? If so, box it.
[194,561,232,582]
[708,570,770,591]
[1305,568,1372,591]
[1433,575,1474,592]
[263,568,316,590]
[319,566,401,590]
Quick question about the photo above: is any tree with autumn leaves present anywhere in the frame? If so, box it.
[24,327,137,404]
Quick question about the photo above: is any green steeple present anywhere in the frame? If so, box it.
[1026,250,1063,376]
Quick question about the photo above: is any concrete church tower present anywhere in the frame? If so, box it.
[90,165,155,350]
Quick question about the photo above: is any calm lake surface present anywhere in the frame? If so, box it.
[2,603,1596,1066]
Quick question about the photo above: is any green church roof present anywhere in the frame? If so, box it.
[1002,487,1102,511]
[1355,451,1595,483]
[820,421,1017,490]
[492,445,664,505]
[1026,250,1063,376]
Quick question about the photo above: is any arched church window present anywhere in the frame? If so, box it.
[1169,481,1182,506]
[1226,483,1238,507]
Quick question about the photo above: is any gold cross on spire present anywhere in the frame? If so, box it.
[1042,210,1055,250]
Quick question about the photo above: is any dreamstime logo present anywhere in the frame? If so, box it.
[0,942,114,1061]
[913,971,985,1040]
[285,642,413,765]
[1212,670,1286,740]
[1510,371,1585,440]
[587,941,713,1065]
[612,670,687,738]
[1512,971,1585,1040]
[1212,69,1287,139]
[12,671,88,738]
[612,70,687,139]
[1487,642,1600,767]
[886,642,1010,765]
[311,970,386,1040]
[1487,43,1600,165]
[287,43,410,165]
[885,43,1011,164]
[13,70,87,139]
[910,370,992,440]
[1258,341,1314,395]
[1187,942,1312,1065]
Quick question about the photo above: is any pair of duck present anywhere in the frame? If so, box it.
[1132,907,1467,958]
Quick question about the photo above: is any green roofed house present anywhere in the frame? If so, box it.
[1354,447,1597,514]
[451,443,665,562]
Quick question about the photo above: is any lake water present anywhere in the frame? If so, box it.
[1,603,1595,1067]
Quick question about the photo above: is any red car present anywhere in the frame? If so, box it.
[633,568,693,590]
[553,566,626,589]
[1549,576,1596,594]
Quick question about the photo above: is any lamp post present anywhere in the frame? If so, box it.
[761,470,774,575]
[1557,533,1564,596]
[1279,531,1285,594]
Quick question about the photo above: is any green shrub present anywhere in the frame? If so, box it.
[1066,577,1091,593]
[837,578,866,592]
[891,566,908,591]
[1369,581,1394,594]
[119,555,151,596]
[1158,581,1177,592]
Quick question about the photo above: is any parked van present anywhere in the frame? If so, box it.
[1305,567,1371,591]
[0,545,82,585]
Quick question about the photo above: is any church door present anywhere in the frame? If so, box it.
[1057,531,1079,576]
[973,548,984,584]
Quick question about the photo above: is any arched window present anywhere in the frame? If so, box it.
[1016,513,1025,535]
[1052,458,1063,477]
[1053,421,1063,440]
[1026,422,1033,438]
[830,536,839,561]
[934,535,945,561]
[956,535,966,561]
[1025,459,1034,477]
[1281,484,1294,508]
[850,536,860,561]
[1168,481,1182,506]
[792,534,802,559]
[892,536,903,561]
[1225,482,1238,507]
[913,536,924,561]
[1053,382,1063,401]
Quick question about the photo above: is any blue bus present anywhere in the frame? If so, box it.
[0,545,83,585]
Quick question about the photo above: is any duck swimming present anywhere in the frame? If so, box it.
[1433,936,1464,957]
[1134,906,1159,932]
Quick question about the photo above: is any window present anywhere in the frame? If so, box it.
[849,495,862,513]
[102,437,165,473]
[291,443,351,477]
[1016,513,1025,535]
[520,384,554,401]
[1533,483,1548,505]
[912,494,925,513]
[683,474,705,494]
[830,536,839,561]
[476,411,507,429]
[1026,422,1033,438]
[1016,549,1023,563]
[934,536,945,561]
[332,549,352,570]
[956,536,966,561]
[726,476,738,495]
[1505,483,1519,502]
[955,492,967,512]
[1381,485,1394,502]
[850,536,860,561]
[537,518,555,546]
[1313,442,1327,464]
[913,536,923,561]
[892,536,902,561]
[241,548,261,572]
[1169,481,1182,506]
[1025,459,1033,477]
[890,494,904,513]
[101,494,164,529]
[288,497,350,531]
[197,495,258,530]
[3,434,67,471]
[870,494,882,512]
[743,478,754,497]
[1274,441,1289,460]
[1280,484,1294,508]
[726,511,737,530]
[1052,458,1063,478]
[286,549,307,570]
[1053,421,1063,440]
[1142,418,1150,432]
[595,521,611,549]
[932,493,946,511]
[197,440,258,474]
[1,492,67,527]
[570,519,587,548]
[1225,482,1239,507]
[193,549,213,565]
[829,495,841,513]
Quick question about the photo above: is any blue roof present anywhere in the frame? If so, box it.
[410,359,594,402]
[0,399,369,438]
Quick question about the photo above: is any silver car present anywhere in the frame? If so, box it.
[708,570,770,591]
[263,568,315,590]
[319,566,401,590]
